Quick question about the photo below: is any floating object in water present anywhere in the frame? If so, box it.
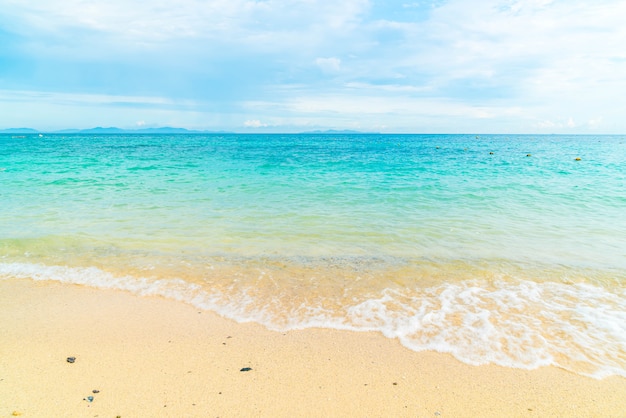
[489,152,494,155]
[575,157,581,161]
[526,154,532,157]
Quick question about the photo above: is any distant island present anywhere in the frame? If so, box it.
[0,127,229,134]
[1,127,378,135]
[0,128,41,134]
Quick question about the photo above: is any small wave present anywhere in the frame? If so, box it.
[1,261,625,379]
[342,282,626,378]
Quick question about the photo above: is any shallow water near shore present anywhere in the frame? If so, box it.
[1,133,625,378]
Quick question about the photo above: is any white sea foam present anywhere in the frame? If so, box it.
[1,261,625,379]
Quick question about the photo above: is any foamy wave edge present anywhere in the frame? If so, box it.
[1,262,625,380]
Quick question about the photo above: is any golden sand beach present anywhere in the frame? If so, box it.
[1,278,625,417]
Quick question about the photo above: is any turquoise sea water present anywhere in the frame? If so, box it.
[1,133,625,377]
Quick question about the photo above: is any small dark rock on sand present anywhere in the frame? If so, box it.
[66,357,76,363]
[240,367,253,372]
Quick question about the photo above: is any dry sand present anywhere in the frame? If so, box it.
[1,278,625,417]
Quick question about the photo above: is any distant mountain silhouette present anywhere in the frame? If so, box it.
[0,128,40,134]
[2,126,380,135]
[2,126,231,134]
[76,127,127,133]
[131,127,209,134]
[69,126,210,134]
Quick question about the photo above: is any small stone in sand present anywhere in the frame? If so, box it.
[240,367,253,372]
[84,396,94,402]
[66,357,76,363]
[92,389,100,393]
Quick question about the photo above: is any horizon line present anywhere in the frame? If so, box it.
[1,127,623,136]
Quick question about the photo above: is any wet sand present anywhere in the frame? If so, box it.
[1,278,625,417]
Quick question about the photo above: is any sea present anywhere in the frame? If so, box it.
[1,133,625,378]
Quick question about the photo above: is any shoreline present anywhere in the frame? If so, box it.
[1,278,625,417]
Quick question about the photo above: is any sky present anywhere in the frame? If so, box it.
[1,0,625,133]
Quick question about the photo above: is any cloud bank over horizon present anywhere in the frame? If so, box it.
[1,0,625,133]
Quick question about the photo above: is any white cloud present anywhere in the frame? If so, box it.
[244,119,268,128]
[567,117,576,128]
[315,57,342,73]
[386,1,625,80]
[3,0,369,49]
[587,117,603,129]
[344,82,432,93]
[0,89,210,130]
[242,86,524,131]
[532,116,606,131]
[0,89,177,106]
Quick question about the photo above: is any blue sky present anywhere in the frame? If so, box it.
[1,0,625,133]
